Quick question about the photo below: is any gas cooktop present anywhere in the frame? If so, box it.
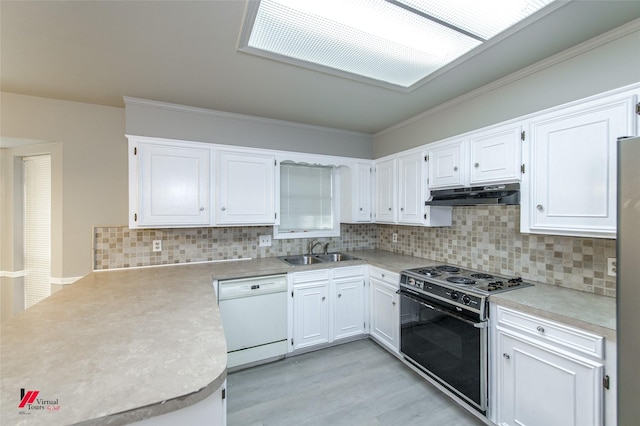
[402,264,534,295]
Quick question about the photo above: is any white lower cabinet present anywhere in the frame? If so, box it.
[492,305,605,426]
[290,266,365,351]
[368,267,399,353]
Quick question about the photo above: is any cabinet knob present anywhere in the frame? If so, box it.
[221,207,226,211]
[474,163,479,168]
[200,207,205,211]
[536,204,543,211]
[388,207,392,211]
[359,207,363,211]
[453,166,458,171]
[338,294,342,298]
[536,326,545,333]
[503,353,510,360]
[322,296,326,301]
[392,301,396,306]
[400,207,404,212]
[381,273,385,278]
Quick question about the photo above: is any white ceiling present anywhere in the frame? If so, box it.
[2,0,640,134]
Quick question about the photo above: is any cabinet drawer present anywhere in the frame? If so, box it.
[333,265,365,279]
[369,266,399,286]
[291,269,330,284]
[496,306,604,359]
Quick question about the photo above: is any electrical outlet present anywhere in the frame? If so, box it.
[607,258,616,276]
[392,233,398,243]
[259,235,272,247]
[152,240,162,252]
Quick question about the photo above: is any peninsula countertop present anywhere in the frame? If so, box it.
[1,249,616,425]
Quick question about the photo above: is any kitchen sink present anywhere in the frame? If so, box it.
[279,252,359,266]
[314,253,357,262]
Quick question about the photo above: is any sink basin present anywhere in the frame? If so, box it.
[314,253,358,262]
[280,255,324,266]
[279,252,359,266]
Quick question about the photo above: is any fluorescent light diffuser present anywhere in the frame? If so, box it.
[239,0,556,90]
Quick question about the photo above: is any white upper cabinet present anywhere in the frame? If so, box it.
[128,137,212,228]
[340,162,373,223]
[216,150,276,225]
[521,90,637,238]
[375,152,452,226]
[469,123,522,185]
[397,152,425,224]
[427,139,466,189]
[428,122,522,190]
[374,158,397,223]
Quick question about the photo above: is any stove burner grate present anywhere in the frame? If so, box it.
[435,265,460,273]
[414,268,441,277]
[470,273,494,280]
[446,276,476,285]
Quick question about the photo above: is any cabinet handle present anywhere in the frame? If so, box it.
[388,207,392,211]
[338,293,342,298]
[381,273,385,278]
[474,163,479,168]
[503,353,510,360]
[453,166,458,171]
[221,207,226,211]
[392,301,396,306]
[200,207,205,211]
[536,204,543,211]
[359,207,363,211]
[536,326,545,333]
[322,296,326,301]
[400,207,404,212]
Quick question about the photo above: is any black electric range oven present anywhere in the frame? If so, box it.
[398,265,533,414]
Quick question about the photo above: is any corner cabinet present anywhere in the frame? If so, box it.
[492,305,605,426]
[216,150,276,225]
[290,266,365,352]
[128,137,212,228]
[521,91,637,238]
[374,153,452,227]
[340,162,373,223]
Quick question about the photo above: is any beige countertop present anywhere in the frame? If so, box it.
[1,249,616,425]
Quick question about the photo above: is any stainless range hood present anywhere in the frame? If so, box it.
[425,183,520,206]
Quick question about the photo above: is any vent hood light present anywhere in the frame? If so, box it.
[239,0,556,90]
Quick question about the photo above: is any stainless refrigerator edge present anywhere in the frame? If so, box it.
[617,135,640,425]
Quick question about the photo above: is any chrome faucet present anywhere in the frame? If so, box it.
[323,242,330,254]
[307,239,322,255]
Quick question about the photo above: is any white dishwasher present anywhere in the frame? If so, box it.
[218,274,288,369]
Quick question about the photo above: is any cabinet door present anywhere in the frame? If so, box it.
[397,153,425,224]
[523,94,635,238]
[469,124,521,185]
[498,330,603,426]
[333,277,365,340]
[428,139,465,189]
[217,150,275,225]
[369,278,399,353]
[340,162,372,223]
[375,158,397,223]
[292,282,330,350]
[132,141,211,228]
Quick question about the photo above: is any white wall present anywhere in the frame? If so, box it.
[124,98,373,159]
[373,23,640,157]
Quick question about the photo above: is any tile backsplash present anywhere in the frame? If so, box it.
[94,206,616,297]
[377,206,616,297]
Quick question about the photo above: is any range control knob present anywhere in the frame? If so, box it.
[450,291,459,300]
[462,295,472,305]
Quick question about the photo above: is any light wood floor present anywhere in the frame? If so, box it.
[227,339,487,426]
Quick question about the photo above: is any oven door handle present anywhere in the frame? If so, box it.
[398,290,488,329]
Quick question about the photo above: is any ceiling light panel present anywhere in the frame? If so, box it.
[240,0,556,90]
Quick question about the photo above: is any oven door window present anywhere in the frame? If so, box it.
[400,293,486,411]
